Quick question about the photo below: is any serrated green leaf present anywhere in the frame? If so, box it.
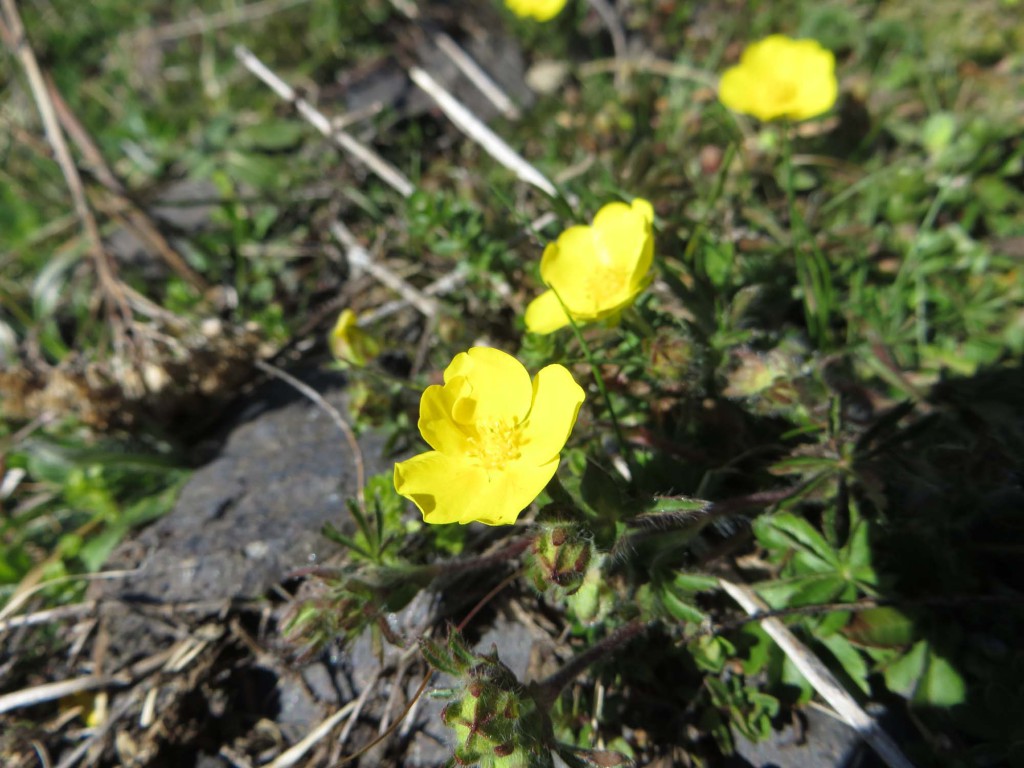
[820,633,871,695]
[420,635,462,676]
[843,607,915,649]
[755,513,840,567]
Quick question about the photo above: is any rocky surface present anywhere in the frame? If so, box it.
[83,366,877,767]
[100,367,390,610]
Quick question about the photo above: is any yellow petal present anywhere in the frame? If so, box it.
[328,309,379,366]
[520,364,585,463]
[505,0,567,21]
[719,35,837,122]
[394,451,557,525]
[442,347,533,425]
[718,64,759,117]
[418,378,472,454]
[525,289,571,334]
[539,226,600,310]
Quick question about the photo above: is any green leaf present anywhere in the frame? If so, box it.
[659,583,706,624]
[789,573,846,606]
[754,513,840,567]
[917,649,966,707]
[234,120,306,151]
[843,607,915,649]
[820,634,871,695]
[884,640,928,698]
[671,572,720,593]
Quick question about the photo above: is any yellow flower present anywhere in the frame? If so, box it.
[505,0,567,22]
[525,198,655,335]
[329,309,379,366]
[394,347,584,526]
[718,35,837,122]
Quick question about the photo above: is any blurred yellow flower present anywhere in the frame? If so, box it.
[505,0,567,22]
[525,198,655,335]
[394,347,584,526]
[329,309,379,366]
[719,35,837,121]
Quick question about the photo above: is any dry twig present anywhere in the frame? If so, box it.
[0,1,132,339]
[409,66,558,197]
[330,220,438,318]
[388,0,520,119]
[42,74,210,293]
[253,360,366,518]
[233,44,415,197]
[718,574,916,768]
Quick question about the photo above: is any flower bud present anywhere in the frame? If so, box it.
[525,523,594,600]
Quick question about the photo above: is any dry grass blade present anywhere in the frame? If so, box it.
[233,44,415,198]
[0,675,128,716]
[123,0,314,45]
[42,73,210,293]
[409,66,558,198]
[718,575,917,768]
[387,0,520,118]
[253,360,366,518]
[0,0,133,338]
[330,219,437,318]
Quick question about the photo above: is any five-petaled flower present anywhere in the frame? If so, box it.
[504,0,567,22]
[329,309,379,367]
[393,347,585,526]
[718,35,837,122]
[524,198,655,335]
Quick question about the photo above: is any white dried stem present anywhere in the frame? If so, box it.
[386,0,519,117]
[585,0,627,83]
[0,0,130,329]
[330,220,437,318]
[434,31,521,120]
[718,576,917,768]
[409,66,557,197]
[233,45,415,198]
[358,265,468,325]
[0,675,127,715]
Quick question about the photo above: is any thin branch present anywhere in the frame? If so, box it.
[253,360,366,518]
[578,56,719,88]
[329,220,437,318]
[0,0,131,332]
[409,66,557,197]
[0,675,129,715]
[234,44,415,198]
[585,0,628,86]
[123,0,314,45]
[533,619,647,709]
[43,73,209,293]
[387,0,520,119]
[718,574,916,768]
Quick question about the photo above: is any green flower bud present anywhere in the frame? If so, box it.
[525,523,594,600]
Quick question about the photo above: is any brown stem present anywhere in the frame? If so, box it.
[532,619,648,708]
[427,536,533,579]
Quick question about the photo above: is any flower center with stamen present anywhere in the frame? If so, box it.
[584,266,627,310]
[766,79,798,110]
[468,419,523,470]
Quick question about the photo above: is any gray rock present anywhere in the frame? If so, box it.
[104,368,391,607]
[730,705,885,768]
